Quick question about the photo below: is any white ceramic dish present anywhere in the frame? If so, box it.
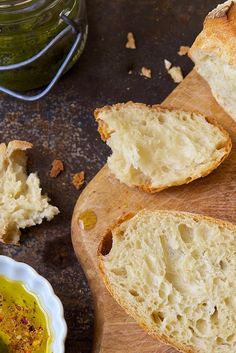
[0,255,67,353]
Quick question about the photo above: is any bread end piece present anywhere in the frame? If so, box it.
[189,1,236,121]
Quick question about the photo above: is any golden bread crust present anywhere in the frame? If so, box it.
[207,0,234,19]
[4,140,33,156]
[189,2,236,66]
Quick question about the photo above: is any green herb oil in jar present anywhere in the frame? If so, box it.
[0,0,87,91]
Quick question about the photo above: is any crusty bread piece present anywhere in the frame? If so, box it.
[94,102,231,193]
[98,210,236,353]
[0,140,59,244]
[189,1,236,122]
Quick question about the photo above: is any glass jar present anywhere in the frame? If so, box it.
[0,0,88,93]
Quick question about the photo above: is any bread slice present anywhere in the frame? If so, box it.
[98,210,236,353]
[94,102,231,193]
[0,140,59,244]
[189,1,236,121]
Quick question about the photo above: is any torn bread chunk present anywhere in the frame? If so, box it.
[0,141,59,244]
[94,102,231,193]
[189,1,236,121]
[98,210,236,353]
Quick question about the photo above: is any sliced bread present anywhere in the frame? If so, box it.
[189,1,236,121]
[94,102,231,193]
[98,210,236,353]
[0,140,59,244]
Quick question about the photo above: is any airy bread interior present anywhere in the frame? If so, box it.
[189,0,236,122]
[95,103,231,192]
[99,211,236,353]
[0,141,59,244]
[191,53,236,121]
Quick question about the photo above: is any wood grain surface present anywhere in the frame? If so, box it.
[71,70,236,353]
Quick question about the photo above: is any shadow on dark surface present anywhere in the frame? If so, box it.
[43,234,76,270]
[0,1,221,352]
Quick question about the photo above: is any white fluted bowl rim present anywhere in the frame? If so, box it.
[0,255,67,353]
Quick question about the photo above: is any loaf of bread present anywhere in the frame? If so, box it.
[94,102,231,193]
[0,140,59,244]
[99,210,236,353]
[189,1,236,122]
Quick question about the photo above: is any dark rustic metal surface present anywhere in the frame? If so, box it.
[0,1,221,352]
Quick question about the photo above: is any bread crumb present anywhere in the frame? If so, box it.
[140,67,152,78]
[72,171,85,190]
[50,159,64,178]
[128,70,132,75]
[168,66,184,83]
[164,59,172,70]
[126,32,136,49]
[178,46,190,56]
[164,60,184,83]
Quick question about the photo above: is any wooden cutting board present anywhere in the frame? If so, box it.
[71,70,236,353]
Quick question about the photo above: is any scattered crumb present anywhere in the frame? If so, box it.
[42,141,48,149]
[126,87,130,90]
[128,70,132,75]
[72,171,85,190]
[164,60,184,83]
[140,67,152,78]
[178,45,190,56]
[168,66,184,83]
[125,32,136,49]
[50,159,64,178]
[164,59,172,70]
